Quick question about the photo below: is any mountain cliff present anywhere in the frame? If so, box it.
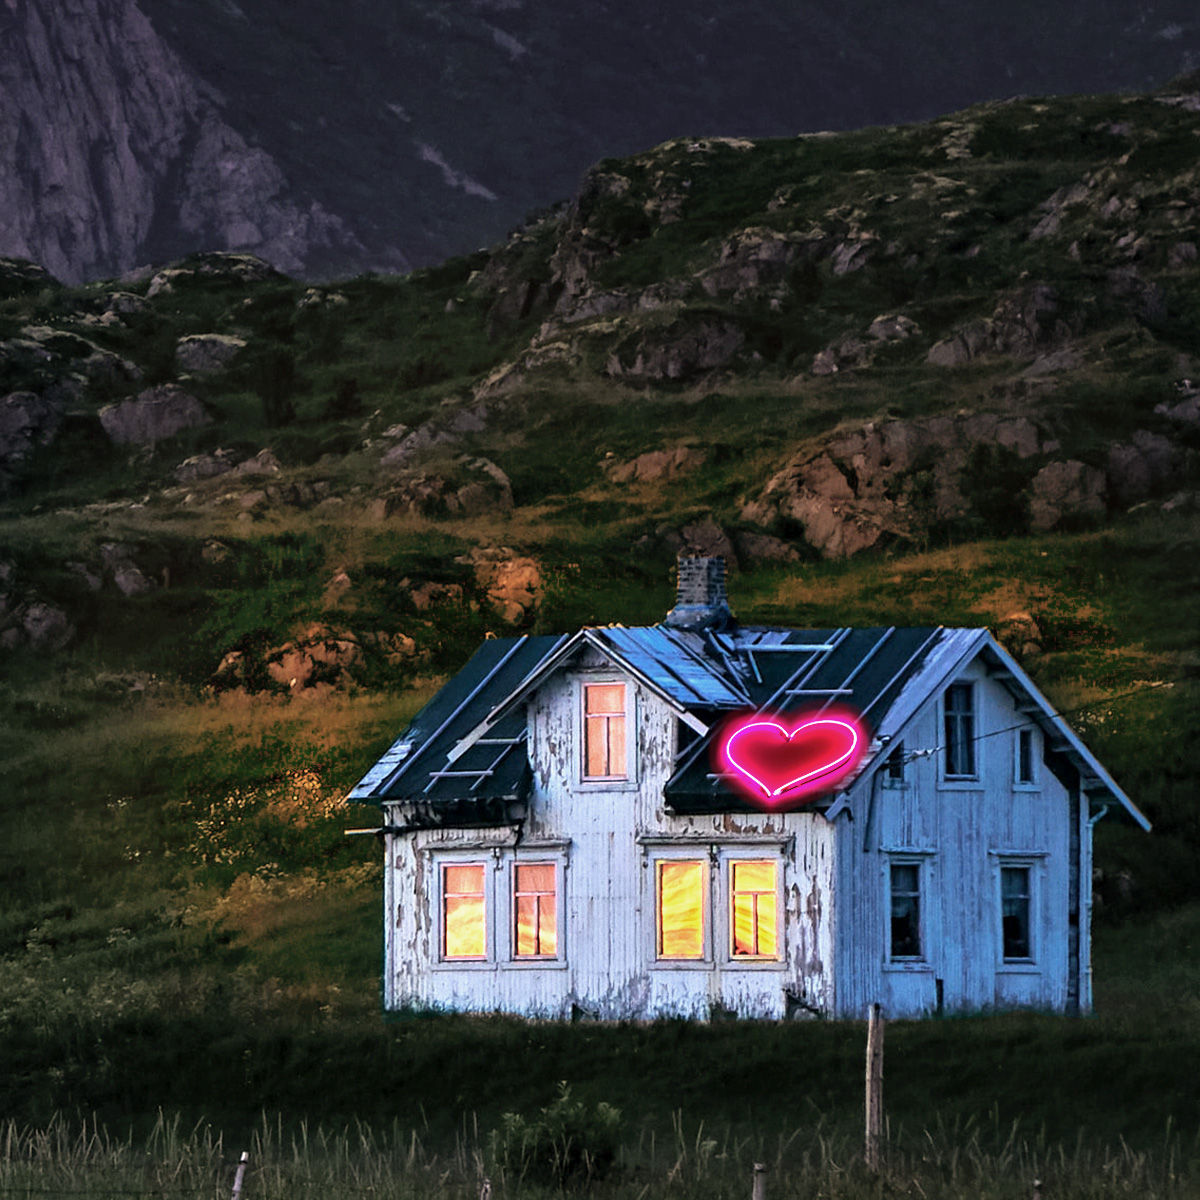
[3,0,1200,282]
[0,0,369,283]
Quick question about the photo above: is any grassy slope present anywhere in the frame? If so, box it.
[0,88,1198,1169]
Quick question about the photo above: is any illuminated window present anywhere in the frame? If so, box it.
[889,863,922,959]
[514,862,557,958]
[656,860,705,959]
[944,683,976,777]
[730,860,777,957]
[442,863,486,959]
[1001,866,1032,960]
[584,683,627,779]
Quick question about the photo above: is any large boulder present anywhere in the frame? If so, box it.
[927,283,1066,366]
[1029,461,1107,531]
[605,317,745,382]
[745,413,1049,558]
[604,446,707,483]
[99,384,211,445]
[175,334,246,373]
[458,547,542,624]
[0,391,64,480]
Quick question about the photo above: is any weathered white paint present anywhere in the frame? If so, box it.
[382,638,1102,1021]
[384,649,835,1019]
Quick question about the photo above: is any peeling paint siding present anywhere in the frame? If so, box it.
[388,666,835,1019]
[835,664,1078,1018]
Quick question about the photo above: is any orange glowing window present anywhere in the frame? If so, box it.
[731,860,778,957]
[584,683,627,779]
[443,863,486,959]
[657,860,705,959]
[514,862,558,957]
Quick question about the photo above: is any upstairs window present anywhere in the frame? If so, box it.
[944,683,976,778]
[1016,728,1036,785]
[442,863,487,960]
[889,863,922,959]
[656,860,705,959]
[1001,866,1032,960]
[583,683,627,780]
[730,860,778,958]
[513,862,558,958]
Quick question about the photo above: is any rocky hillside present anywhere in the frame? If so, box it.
[1,86,1199,687]
[4,0,1200,282]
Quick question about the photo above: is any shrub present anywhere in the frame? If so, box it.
[490,1083,621,1185]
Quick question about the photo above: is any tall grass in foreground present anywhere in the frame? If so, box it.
[2,1111,1195,1200]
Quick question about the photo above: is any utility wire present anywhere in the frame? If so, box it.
[894,678,1174,764]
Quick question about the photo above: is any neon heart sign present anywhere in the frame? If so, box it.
[717,708,867,807]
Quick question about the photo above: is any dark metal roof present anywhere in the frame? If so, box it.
[347,621,1148,830]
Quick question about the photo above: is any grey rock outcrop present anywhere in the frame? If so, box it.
[605,317,745,381]
[175,334,246,373]
[1028,461,1106,531]
[604,446,707,483]
[744,413,1048,557]
[0,0,363,282]
[0,391,64,484]
[99,385,211,445]
[927,284,1066,366]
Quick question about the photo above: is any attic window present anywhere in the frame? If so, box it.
[583,683,628,779]
[944,683,976,778]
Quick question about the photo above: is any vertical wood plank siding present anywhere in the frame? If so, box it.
[384,650,1090,1020]
[387,670,834,1018]
[836,660,1074,1018]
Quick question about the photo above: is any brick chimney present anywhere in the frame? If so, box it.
[664,556,733,631]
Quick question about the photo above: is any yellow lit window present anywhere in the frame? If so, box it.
[514,862,557,957]
[584,683,627,779]
[657,860,705,959]
[731,860,778,957]
[443,863,486,959]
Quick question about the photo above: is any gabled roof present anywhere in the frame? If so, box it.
[348,622,1149,831]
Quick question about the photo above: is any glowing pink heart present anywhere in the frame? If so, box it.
[720,713,865,805]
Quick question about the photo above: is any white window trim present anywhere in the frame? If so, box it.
[508,853,569,969]
[995,855,1041,972]
[648,850,713,969]
[721,851,786,969]
[1013,726,1039,789]
[577,674,639,790]
[434,853,496,969]
[883,851,936,972]
[940,681,980,787]
[431,847,570,970]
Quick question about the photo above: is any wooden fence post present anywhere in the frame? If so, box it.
[231,1151,249,1200]
[865,1004,884,1172]
[752,1161,766,1200]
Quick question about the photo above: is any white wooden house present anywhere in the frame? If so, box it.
[348,558,1148,1020]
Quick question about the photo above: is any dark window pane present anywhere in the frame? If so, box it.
[945,683,975,776]
[1001,866,1031,959]
[890,864,921,957]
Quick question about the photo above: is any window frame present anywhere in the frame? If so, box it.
[578,677,637,788]
[438,858,491,965]
[726,857,783,963]
[653,856,710,964]
[943,681,978,781]
[1014,727,1038,788]
[887,858,925,963]
[431,846,570,970]
[998,860,1037,967]
[511,858,562,962]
